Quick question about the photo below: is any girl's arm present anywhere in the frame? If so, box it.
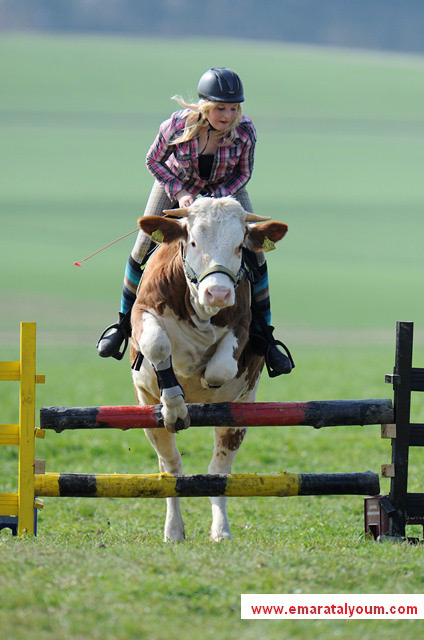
[146,113,185,201]
[214,123,256,198]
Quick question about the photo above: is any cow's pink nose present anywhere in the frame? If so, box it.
[205,286,231,307]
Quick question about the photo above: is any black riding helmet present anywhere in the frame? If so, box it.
[198,67,244,103]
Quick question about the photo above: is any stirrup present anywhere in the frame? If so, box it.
[97,323,129,360]
[265,339,295,378]
[96,311,131,361]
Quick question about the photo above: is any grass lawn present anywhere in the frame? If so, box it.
[1,343,424,640]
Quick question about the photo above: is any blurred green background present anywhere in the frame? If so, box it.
[2,34,423,350]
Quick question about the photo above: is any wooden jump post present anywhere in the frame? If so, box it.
[364,321,424,542]
[0,322,45,535]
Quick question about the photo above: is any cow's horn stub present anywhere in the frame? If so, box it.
[162,208,189,218]
[245,212,272,222]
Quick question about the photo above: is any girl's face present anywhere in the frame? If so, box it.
[207,103,238,131]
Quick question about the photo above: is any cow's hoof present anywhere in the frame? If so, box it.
[164,528,185,542]
[202,359,238,389]
[210,529,232,543]
[201,376,223,390]
[164,418,190,434]
[161,395,190,433]
[173,415,191,433]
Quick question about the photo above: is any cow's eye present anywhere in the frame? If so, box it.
[190,240,196,248]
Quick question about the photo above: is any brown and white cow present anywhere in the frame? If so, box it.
[130,196,288,541]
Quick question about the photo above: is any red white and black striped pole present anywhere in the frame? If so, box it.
[40,399,394,432]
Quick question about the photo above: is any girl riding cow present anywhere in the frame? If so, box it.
[97,67,293,377]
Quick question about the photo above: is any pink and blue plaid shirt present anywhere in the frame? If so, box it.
[146,110,257,202]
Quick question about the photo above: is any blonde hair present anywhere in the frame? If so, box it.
[170,95,242,145]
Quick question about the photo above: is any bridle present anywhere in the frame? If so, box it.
[180,242,246,290]
[161,204,272,291]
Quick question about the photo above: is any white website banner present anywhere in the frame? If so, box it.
[241,594,424,619]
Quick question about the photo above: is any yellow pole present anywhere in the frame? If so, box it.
[34,472,301,498]
[18,322,36,535]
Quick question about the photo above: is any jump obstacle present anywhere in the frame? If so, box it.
[33,471,380,499]
[1,321,423,541]
[40,399,393,431]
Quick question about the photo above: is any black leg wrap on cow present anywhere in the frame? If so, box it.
[97,310,131,360]
[153,357,185,398]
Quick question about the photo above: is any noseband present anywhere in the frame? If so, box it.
[180,243,246,290]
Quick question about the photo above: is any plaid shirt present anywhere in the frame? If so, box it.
[146,110,257,202]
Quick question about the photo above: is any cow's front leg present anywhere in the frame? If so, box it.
[144,428,185,542]
[208,426,247,542]
[201,331,239,389]
[138,313,189,433]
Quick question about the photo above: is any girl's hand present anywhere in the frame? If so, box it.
[176,190,194,208]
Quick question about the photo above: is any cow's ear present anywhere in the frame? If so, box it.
[137,216,187,244]
[247,221,288,252]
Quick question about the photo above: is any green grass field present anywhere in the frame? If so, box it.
[1,34,424,640]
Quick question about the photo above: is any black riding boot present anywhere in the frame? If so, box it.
[242,247,294,377]
[97,239,159,361]
[97,310,131,360]
[249,325,295,377]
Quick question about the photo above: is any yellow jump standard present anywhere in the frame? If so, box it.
[0,322,45,535]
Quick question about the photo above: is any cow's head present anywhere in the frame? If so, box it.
[138,197,288,316]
